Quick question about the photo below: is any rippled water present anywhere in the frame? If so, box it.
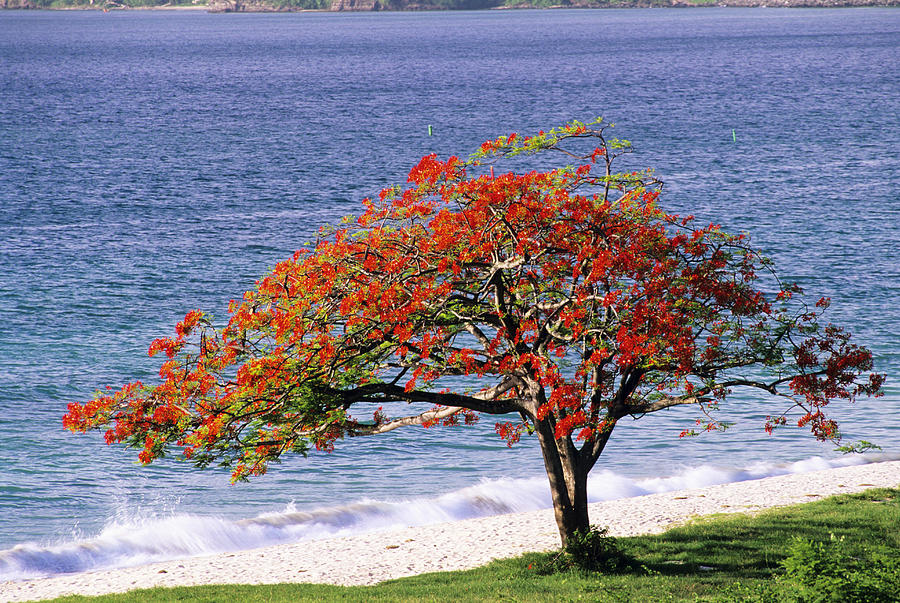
[0,7,898,578]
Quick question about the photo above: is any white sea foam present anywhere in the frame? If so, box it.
[0,454,889,582]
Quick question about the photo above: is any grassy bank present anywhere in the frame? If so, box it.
[43,488,900,602]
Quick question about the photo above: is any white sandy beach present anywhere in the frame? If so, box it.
[3,460,899,603]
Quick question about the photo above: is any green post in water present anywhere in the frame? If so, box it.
[428,125,433,136]
[732,129,736,142]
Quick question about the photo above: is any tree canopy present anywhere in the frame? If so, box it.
[64,119,884,544]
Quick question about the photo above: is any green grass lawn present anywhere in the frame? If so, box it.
[45,488,900,602]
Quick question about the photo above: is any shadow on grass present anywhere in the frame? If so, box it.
[594,488,899,581]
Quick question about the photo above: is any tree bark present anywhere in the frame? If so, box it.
[535,417,589,547]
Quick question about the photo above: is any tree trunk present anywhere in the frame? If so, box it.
[535,418,589,547]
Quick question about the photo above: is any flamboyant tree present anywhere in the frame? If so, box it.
[65,119,884,546]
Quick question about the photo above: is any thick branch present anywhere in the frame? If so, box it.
[356,405,463,435]
[344,378,523,436]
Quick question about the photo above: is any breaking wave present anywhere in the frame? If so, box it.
[0,454,886,581]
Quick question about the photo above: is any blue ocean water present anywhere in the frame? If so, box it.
[0,8,898,581]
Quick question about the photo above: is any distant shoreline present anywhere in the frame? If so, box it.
[3,0,899,13]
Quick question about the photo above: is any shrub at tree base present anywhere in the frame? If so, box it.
[535,525,641,574]
[63,119,885,547]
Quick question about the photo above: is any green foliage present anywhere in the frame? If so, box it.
[834,439,882,454]
[383,0,501,8]
[21,0,330,8]
[263,0,332,8]
[775,535,900,602]
[535,525,640,574]
[30,0,200,7]
[718,535,900,602]
[502,0,566,8]
[10,0,898,9]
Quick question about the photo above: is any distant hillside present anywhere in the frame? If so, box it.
[3,0,898,11]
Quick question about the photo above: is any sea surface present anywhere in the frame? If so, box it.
[0,7,898,581]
